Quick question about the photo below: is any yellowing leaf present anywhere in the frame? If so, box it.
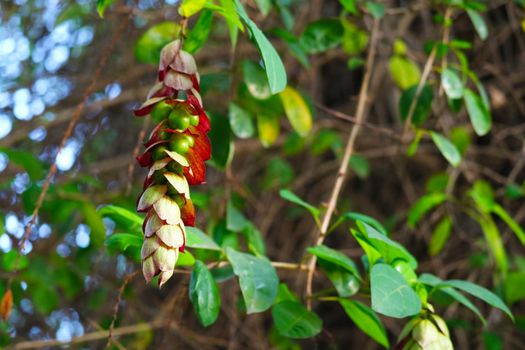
[389,56,421,90]
[257,114,280,147]
[279,86,312,137]
[179,0,206,17]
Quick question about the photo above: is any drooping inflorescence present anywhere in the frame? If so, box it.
[133,39,211,287]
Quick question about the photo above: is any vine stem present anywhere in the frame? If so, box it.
[6,14,132,291]
[304,19,381,309]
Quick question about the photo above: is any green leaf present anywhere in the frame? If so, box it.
[438,280,513,321]
[272,301,322,339]
[30,284,58,314]
[365,2,385,19]
[478,214,508,273]
[318,260,360,297]
[492,204,525,245]
[408,192,448,228]
[300,19,344,54]
[389,56,421,90]
[227,201,250,232]
[429,216,452,256]
[1,250,29,272]
[134,22,181,64]
[254,0,271,16]
[189,260,221,327]
[399,85,433,126]
[184,10,213,54]
[307,245,360,278]
[341,20,368,55]
[339,0,358,14]
[279,86,312,137]
[218,0,242,47]
[340,299,389,348]
[430,132,461,167]
[96,0,114,17]
[179,0,206,17]
[0,147,45,182]
[235,0,287,94]
[243,224,267,256]
[370,263,422,318]
[98,205,142,234]
[105,233,143,251]
[358,222,418,269]
[226,247,279,313]
[419,273,486,324]
[504,272,525,305]
[275,283,299,304]
[243,60,272,99]
[186,227,222,251]
[208,113,234,169]
[80,202,106,247]
[337,212,387,235]
[272,28,310,68]
[310,129,342,155]
[464,89,491,136]
[229,102,255,138]
[349,155,369,179]
[441,68,464,99]
[263,157,295,189]
[467,9,488,40]
[176,250,195,267]
[279,189,320,225]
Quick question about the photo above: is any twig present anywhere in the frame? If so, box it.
[106,270,139,349]
[315,102,402,140]
[304,19,381,309]
[402,7,452,140]
[126,117,151,195]
[7,14,132,290]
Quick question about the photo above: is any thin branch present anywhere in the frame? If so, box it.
[304,18,381,309]
[402,7,452,139]
[105,271,140,349]
[315,102,402,140]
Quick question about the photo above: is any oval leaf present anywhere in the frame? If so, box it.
[370,263,422,318]
[226,248,279,314]
[272,301,322,339]
[189,260,221,327]
[279,86,312,137]
[430,132,461,167]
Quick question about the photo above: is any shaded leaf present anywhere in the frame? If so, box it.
[408,192,448,228]
[189,260,221,327]
[272,301,322,339]
[184,10,213,54]
[340,299,389,348]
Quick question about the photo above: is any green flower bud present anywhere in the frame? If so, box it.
[151,100,173,123]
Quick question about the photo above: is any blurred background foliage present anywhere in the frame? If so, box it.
[0,0,524,348]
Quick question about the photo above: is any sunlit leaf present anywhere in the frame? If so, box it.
[431,132,462,167]
[135,22,181,64]
[226,248,278,313]
[279,86,312,137]
[370,263,421,318]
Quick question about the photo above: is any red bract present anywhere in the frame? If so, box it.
[133,39,211,287]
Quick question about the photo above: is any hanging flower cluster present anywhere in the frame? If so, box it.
[134,39,211,287]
